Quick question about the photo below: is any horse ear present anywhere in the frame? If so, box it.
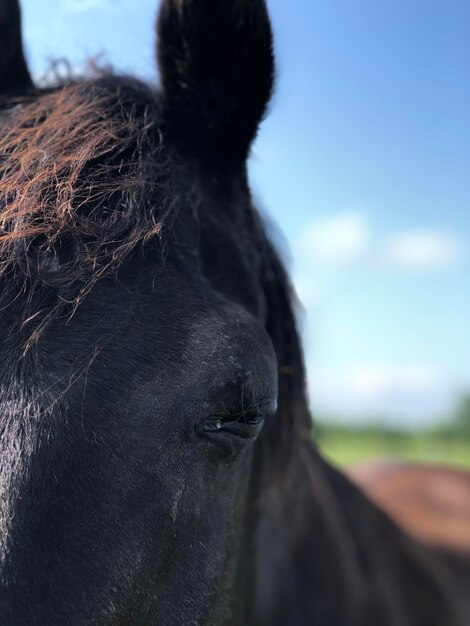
[157,0,275,164]
[0,0,33,95]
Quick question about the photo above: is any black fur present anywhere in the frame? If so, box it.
[0,2,469,625]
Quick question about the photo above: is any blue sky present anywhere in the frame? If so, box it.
[21,0,470,426]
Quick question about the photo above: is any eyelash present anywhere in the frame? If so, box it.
[196,393,277,440]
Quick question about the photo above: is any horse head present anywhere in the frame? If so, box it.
[0,1,311,624]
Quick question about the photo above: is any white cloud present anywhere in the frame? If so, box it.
[347,365,437,398]
[309,364,438,403]
[294,213,466,273]
[383,232,464,269]
[307,364,454,426]
[297,213,369,267]
[63,0,115,13]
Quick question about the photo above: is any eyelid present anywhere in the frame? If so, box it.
[197,413,264,439]
[196,397,277,440]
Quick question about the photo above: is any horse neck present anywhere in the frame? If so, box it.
[252,434,365,625]
[252,432,466,626]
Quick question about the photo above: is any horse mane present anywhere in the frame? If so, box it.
[0,78,168,324]
[256,227,313,450]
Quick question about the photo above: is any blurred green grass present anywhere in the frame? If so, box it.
[315,425,470,468]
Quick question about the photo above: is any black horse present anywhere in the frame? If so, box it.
[0,1,469,624]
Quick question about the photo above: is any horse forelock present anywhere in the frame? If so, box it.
[0,77,169,319]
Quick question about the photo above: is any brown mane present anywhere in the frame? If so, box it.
[0,78,167,318]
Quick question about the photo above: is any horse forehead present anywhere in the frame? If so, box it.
[0,279,266,400]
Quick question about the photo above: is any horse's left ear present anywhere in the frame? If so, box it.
[0,0,33,95]
[157,0,275,164]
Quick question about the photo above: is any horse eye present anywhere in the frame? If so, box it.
[197,400,277,441]
[198,412,264,439]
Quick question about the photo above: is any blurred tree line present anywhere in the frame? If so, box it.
[315,394,470,439]
[453,395,470,436]
[314,394,470,468]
